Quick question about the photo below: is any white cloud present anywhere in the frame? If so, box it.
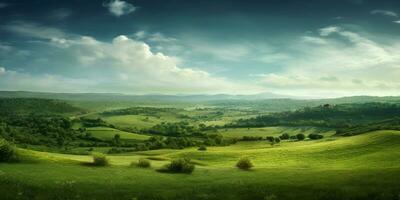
[2,21,67,40]
[103,0,136,17]
[148,32,177,43]
[301,36,327,45]
[255,26,400,97]
[0,22,258,94]
[394,20,400,24]
[0,67,5,75]
[319,26,340,36]
[133,31,177,43]
[370,10,398,18]
[134,30,146,39]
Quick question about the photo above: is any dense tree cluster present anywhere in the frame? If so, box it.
[102,107,182,117]
[231,103,400,135]
[0,98,84,116]
[143,122,204,137]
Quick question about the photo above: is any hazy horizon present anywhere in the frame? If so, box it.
[1,0,400,97]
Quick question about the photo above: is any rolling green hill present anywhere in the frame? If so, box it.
[1,130,399,200]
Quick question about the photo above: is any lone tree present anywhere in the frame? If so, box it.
[279,133,290,140]
[308,133,324,140]
[236,157,254,170]
[113,134,121,146]
[296,133,306,141]
[266,136,274,143]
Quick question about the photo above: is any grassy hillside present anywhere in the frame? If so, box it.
[1,130,399,200]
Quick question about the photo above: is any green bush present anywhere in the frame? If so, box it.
[279,133,290,140]
[159,158,195,174]
[198,145,207,151]
[92,153,109,166]
[266,136,274,142]
[296,133,306,140]
[135,158,151,168]
[236,157,253,170]
[308,133,324,140]
[0,139,17,162]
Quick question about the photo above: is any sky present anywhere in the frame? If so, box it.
[0,0,400,97]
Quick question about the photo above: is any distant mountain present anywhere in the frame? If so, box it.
[0,91,294,102]
[0,91,400,105]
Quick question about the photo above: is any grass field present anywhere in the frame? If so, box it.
[102,115,173,129]
[86,127,150,141]
[1,130,399,200]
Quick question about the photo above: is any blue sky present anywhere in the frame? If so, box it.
[0,0,400,97]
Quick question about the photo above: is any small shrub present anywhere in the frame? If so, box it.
[274,137,281,143]
[0,139,17,162]
[198,145,207,151]
[135,158,151,168]
[159,158,195,174]
[92,153,109,166]
[296,133,306,141]
[308,133,324,140]
[236,157,253,170]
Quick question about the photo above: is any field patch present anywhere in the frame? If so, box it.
[86,127,150,141]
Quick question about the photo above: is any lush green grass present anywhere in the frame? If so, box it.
[86,127,150,141]
[0,130,399,199]
[103,115,172,129]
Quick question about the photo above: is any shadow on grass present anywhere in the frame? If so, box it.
[79,161,109,167]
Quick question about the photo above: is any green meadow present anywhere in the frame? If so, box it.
[1,97,400,199]
[1,130,400,200]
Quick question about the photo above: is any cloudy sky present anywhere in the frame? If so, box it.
[0,0,400,97]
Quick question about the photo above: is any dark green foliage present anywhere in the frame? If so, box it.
[113,134,121,146]
[0,139,17,162]
[336,118,400,136]
[92,153,109,166]
[296,133,306,140]
[135,158,151,168]
[198,145,207,151]
[145,121,204,137]
[0,115,78,147]
[107,147,135,154]
[266,136,274,142]
[241,136,263,141]
[159,158,195,174]
[0,98,84,116]
[308,133,324,140]
[279,133,290,140]
[232,103,400,129]
[274,137,281,143]
[236,157,253,170]
[79,117,109,128]
[289,135,297,140]
[102,107,182,117]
